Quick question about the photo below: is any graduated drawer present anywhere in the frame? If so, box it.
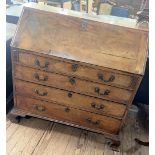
[15,95,122,135]
[12,51,139,90]
[14,65,133,104]
[14,79,126,118]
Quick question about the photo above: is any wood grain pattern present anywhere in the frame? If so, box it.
[14,52,139,90]
[14,65,133,104]
[10,6,148,147]
[15,95,121,135]
[6,114,51,155]
[11,7,148,75]
[6,113,149,155]
[14,79,126,118]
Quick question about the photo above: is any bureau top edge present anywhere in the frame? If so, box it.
[10,6,148,75]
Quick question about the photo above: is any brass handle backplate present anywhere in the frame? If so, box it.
[35,59,49,69]
[86,118,100,125]
[64,107,70,112]
[94,87,110,96]
[69,77,76,85]
[33,105,46,112]
[34,73,48,81]
[68,92,73,98]
[71,64,78,72]
[98,73,115,83]
[34,89,48,96]
[91,102,104,110]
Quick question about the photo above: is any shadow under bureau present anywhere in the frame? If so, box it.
[10,5,148,150]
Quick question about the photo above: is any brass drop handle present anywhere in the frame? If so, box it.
[34,73,48,81]
[98,73,115,83]
[94,87,110,96]
[69,78,76,85]
[34,89,48,96]
[86,118,100,125]
[64,107,70,112]
[33,105,46,112]
[71,64,78,72]
[35,59,49,69]
[91,102,104,110]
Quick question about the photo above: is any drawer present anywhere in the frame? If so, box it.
[15,95,122,135]
[13,51,139,90]
[14,65,133,104]
[14,79,126,118]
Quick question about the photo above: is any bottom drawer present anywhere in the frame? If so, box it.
[15,95,122,135]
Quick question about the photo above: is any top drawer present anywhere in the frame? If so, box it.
[12,50,140,90]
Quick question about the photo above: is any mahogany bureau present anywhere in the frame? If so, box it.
[10,5,148,150]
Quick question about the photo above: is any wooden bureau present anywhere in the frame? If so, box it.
[10,5,148,150]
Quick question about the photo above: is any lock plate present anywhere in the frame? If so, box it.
[80,20,88,31]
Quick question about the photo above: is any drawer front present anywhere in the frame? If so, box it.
[14,65,133,104]
[16,95,122,135]
[13,51,138,90]
[14,79,126,118]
